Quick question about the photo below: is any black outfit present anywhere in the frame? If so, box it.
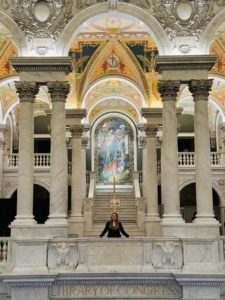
[99,221,129,238]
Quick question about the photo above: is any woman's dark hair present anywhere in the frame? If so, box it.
[109,212,119,229]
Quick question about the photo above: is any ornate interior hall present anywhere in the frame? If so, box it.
[1,0,225,299]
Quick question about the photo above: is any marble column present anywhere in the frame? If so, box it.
[68,124,87,236]
[189,79,217,223]
[47,82,70,225]
[142,124,161,236]
[158,80,184,224]
[13,82,38,224]
[0,125,7,197]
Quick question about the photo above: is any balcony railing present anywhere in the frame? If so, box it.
[4,152,225,172]
[178,152,224,167]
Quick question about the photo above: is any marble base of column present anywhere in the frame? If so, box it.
[193,214,219,224]
[145,216,162,236]
[45,214,68,226]
[11,215,36,226]
[68,216,85,237]
[161,214,185,224]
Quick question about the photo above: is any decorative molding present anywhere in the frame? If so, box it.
[12,0,73,40]
[154,55,218,73]
[66,109,87,119]
[11,0,73,55]
[152,0,214,53]
[74,0,107,9]
[10,57,73,75]
[71,125,84,138]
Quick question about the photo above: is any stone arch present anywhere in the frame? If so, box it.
[87,96,142,123]
[0,11,27,55]
[33,180,50,192]
[57,3,170,56]
[200,8,225,54]
[82,76,146,109]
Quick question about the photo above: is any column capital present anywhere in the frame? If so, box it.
[157,80,180,101]
[15,81,38,103]
[189,79,213,101]
[47,81,70,102]
[144,124,158,138]
[71,125,84,138]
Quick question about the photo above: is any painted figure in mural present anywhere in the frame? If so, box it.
[99,212,129,238]
[98,121,130,182]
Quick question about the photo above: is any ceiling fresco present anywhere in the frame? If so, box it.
[0,17,224,125]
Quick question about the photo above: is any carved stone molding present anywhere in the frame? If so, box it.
[11,0,73,55]
[157,80,180,102]
[75,0,151,9]
[189,79,213,101]
[47,81,70,102]
[152,0,214,53]
[15,81,39,103]
[10,57,73,75]
[154,55,217,73]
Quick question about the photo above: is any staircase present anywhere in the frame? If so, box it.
[84,186,145,237]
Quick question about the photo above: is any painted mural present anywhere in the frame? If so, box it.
[95,118,133,184]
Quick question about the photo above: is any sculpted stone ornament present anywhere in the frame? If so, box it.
[15,82,39,102]
[75,0,150,9]
[12,0,73,55]
[47,82,70,102]
[152,242,183,270]
[189,79,213,101]
[48,242,78,271]
[152,0,214,53]
[158,80,180,101]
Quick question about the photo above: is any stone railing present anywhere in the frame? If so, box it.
[178,152,224,167]
[0,238,11,269]
[5,153,51,168]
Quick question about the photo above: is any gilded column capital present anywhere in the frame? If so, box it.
[157,80,180,101]
[189,79,213,101]
[47,81,70,102]
[15,81,38,103]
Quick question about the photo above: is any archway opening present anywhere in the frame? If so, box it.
[0,192,17,236]
[33,184,49,224]
[180,183,220,223]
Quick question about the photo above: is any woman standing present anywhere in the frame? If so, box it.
[99,212,129,238]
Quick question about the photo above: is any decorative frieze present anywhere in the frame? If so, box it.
[189,79,213,101]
